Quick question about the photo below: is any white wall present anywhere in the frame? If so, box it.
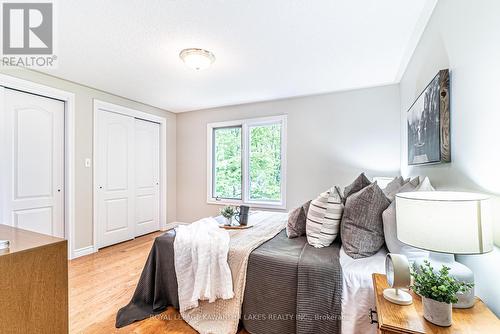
[176,84,400,222]
[399,0,500,315]
[0,67,177,251]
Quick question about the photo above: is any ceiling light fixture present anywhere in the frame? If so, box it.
[179,48,215,70]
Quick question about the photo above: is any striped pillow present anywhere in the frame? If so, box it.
[306,186,344,248]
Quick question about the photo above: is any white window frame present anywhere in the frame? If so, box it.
[207,115,287,209]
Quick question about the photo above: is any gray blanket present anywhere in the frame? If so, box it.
[116,230,179,327]
[116,229,342,334]
[243,230,342,334]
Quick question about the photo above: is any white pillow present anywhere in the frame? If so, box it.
[306,186,344,248]
[382,177,434,262]
[416,176,435,191]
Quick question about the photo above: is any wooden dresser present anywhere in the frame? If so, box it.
[372,273,500,334]
[0,225,68,334]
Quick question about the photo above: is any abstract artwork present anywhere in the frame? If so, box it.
[407,69,450,165]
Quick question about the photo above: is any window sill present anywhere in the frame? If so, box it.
[206,198,287,211]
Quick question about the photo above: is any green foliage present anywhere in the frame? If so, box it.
[213,124,282,202]
[220,205,235,219]
[411,260,473,304]
[249,124,281,201]
[214,127,242,199]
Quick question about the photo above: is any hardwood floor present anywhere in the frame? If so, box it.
[69,232,248,334]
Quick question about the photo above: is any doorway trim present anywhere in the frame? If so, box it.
[93,99,167,250]
[0,74,76,258]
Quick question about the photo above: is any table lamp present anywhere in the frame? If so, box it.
[395,191,493,308]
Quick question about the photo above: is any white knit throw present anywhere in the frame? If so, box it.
[180,211,287,334]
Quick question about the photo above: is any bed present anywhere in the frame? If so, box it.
[116,221,385,334]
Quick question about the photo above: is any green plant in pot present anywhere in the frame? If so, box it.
[411,260,474,327]
[220,206,235,226]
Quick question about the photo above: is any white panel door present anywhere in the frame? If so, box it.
[96,110,135,248]
[1,87,65,237]
[134,119,160,236]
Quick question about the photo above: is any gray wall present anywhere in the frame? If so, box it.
[0,67,177,250]
[176,84,400,222]
[399,0,500,315]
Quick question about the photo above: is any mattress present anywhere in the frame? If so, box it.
[340,245,387,334]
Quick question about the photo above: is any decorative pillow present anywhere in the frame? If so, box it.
[343,173,371,202]
[306,187,344,248]
[387,179,420,202]
[382,203,429,263]
[409,176,420,187]
[416,176,435,191]
[340,182,390,259]
[383,176,405,201]
[286,200,311,238]
[382,179,432,262]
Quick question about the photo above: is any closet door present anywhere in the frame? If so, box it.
[1,87,65,237]
[95,110,135,248]
[134,119,160,236]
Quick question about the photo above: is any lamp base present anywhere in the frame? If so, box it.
[414,252,475,309]
[383,288,413,305]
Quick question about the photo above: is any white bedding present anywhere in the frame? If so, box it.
[174,218,234,312]
[340,246,387,334]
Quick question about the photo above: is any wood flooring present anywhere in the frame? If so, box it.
[69,232,248,334]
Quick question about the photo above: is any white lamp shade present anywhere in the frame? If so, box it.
[396,191,493,254]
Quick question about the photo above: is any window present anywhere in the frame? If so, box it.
[208,115,287,208]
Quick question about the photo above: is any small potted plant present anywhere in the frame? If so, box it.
[220,206,235,226]
[411,260,473,327]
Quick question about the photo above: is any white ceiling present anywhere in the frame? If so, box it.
[43,0,436,112]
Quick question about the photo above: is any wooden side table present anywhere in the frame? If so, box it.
[372,273,500,334]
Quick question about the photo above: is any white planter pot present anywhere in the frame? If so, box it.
[422,296,452,327]
[223,217,232,226]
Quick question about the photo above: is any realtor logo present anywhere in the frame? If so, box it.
[2,2,53,54]
[1,1,56,67]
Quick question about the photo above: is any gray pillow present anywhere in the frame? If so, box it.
[385,179,418,202]
[286,200,311,238]
[382,176,404,200]
[340,182,390,259]
[409,176,420,187]
[343,173,371,202]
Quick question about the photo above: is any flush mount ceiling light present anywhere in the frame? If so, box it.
[179,48,215,70]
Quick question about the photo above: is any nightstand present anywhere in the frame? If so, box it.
[371,273,500,334]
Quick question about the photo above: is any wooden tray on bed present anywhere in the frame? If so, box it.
[219,224,253,230]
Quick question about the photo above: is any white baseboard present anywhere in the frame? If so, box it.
[72,245,97,259]
[161,221,189,231]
